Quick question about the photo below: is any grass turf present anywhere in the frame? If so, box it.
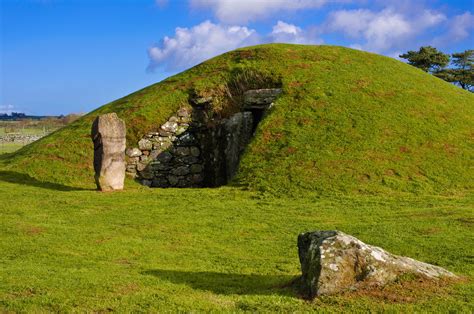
[0,176,473,312]
[0,143,24,154]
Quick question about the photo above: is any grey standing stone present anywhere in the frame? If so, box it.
[297,230,458,299]
[91,113,126,191]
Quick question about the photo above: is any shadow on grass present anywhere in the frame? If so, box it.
[143,269,300,297]
[0,170,92,191]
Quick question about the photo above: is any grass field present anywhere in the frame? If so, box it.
[0,173,473,312]
[0,143,24,154]
[0,120,64,154]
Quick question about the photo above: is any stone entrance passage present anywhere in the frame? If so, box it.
[125,88,281,188]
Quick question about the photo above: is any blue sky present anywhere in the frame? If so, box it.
[1,0,473,115]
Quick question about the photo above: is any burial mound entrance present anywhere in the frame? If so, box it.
[125,88,282,188]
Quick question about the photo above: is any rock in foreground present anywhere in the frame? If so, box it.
[91,113,126,191]
[297,230,457,299]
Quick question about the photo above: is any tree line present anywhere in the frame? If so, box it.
[400,47,473,92]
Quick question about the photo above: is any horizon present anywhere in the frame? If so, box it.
[1,0,473,116]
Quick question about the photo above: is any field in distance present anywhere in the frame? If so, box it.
[0,115,81,154]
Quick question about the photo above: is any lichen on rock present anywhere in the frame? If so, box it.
[297,230,457,299]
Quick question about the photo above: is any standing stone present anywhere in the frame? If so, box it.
[91,113,126,191]
[297,230,457,299]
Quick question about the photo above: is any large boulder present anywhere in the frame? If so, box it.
[297,230,457,299]
[91,113,126,191]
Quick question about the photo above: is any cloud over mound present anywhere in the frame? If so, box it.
[148,20,320,71]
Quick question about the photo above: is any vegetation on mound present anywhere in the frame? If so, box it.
[0,179,473,312]
[2,44,473,195]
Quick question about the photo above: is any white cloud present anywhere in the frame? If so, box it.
[0,104,16,114]
[433,12,474,46]
[327,9,374,38]
[270,21,319,44]
[189,0,334,24]
[327,8,445,52]
[148,20,259,71]
[148,20,321,72]
[449,12,474,41]
[272,20,301,35]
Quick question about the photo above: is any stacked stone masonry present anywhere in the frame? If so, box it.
[125,107,204,188]
[126,88,282,188]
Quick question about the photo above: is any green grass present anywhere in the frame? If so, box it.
[2,44,473,195]
[0,122,56,135]
[0,176,473,312]
[0,143,24,154]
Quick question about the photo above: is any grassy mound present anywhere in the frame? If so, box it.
[3,44,473,195]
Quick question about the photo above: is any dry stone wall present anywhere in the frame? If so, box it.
[125,107,204,187]
[0,134,45,144]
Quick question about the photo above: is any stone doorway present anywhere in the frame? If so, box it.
[125,88,281,188]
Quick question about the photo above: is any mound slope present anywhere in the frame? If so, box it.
[3,44,473,195]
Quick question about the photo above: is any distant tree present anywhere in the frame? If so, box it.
[399,46,450,73]
[436,50,473,92]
